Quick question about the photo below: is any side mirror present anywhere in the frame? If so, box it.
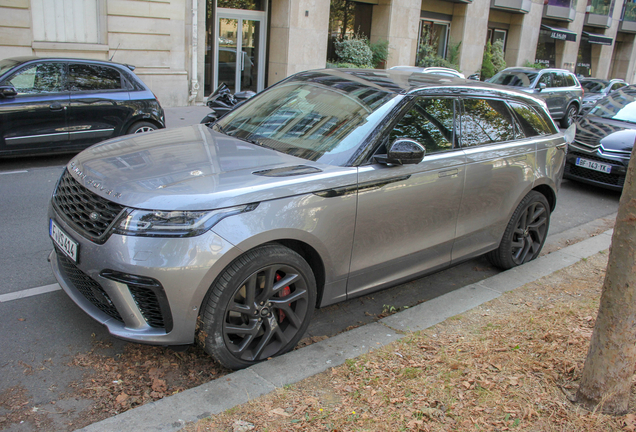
[375,138,425,165]
[538,82,547,91]
[0,85,17,98]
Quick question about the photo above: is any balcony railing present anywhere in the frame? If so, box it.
[543,0,577,21]
[585,0,614,27]
[620,2,636,32]
[491,0,531,13]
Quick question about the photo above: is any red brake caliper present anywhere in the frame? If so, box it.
[275,273,291,323]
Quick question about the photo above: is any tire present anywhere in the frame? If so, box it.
[127,121,157,134]
[486,191,550,270]
[199,244,316,370]
[560,104,578,128]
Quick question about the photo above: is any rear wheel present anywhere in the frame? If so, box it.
[199,244,316,370]
[560,104,578,128]
[127,121,157,134]
[487,191,550,270]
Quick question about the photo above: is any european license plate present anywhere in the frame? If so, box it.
[575,157,612,174]
[50,219,79,263]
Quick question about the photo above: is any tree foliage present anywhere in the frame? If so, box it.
[333,35,373,67]
[416,29,461,71]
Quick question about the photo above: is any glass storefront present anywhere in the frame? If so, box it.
[415,20,450,66]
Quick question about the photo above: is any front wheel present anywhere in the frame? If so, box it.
[560,104,578,128]
[199,245,316,370]
[487,191,550,270]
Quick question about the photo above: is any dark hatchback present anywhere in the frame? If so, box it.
[565,85,636,190]
[0,57,165,157]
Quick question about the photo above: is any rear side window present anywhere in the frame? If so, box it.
[508,101,555,137]
[69,64,123,91]
[390,97,456,154]
[460,99,515,147]
[565,74,576,87]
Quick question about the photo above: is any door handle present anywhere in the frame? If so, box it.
[49,103,65,111]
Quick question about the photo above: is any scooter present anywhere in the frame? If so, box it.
[200,83,256,125]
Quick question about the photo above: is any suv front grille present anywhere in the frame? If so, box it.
[53,170,124,243]
[55,248,124,323]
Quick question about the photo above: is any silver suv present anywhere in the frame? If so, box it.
[48,69,569,369]
[489,67,583,128]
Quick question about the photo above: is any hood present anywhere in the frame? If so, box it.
[67,125,357,211]
[575,115,636,152]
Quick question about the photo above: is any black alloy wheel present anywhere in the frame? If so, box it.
[200,245,316,370]
[487,191,550,269]
[561,104,578,128]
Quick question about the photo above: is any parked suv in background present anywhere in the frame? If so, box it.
[48,69,569,370]
[579,78,628,115]
[0,57,165,157]
[488,67,582,128]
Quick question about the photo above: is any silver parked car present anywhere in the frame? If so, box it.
[48,69,569,369]
[488,67,583,128]
[579,78,628,115]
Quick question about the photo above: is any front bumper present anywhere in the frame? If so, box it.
[48,205,237,345]
[563,151,628,191]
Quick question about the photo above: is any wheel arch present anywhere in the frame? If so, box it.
[532,183,557,212]
[122,116,164,134]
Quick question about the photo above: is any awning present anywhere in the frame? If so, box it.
[582,31,613,45]
[540,24,577,42]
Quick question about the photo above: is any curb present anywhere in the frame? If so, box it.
[79,229,614,432]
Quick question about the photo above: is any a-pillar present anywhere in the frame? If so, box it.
[449,0,491,76]
[267,0,330,86]
[370,0,421,68]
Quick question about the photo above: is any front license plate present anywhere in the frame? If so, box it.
[50,219,79,263]
[575,157,612,174]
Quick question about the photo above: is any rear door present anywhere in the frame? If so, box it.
[347,97,466,297]
[451,98,537,261]
[67,63,132,147]
[0,61,69,154]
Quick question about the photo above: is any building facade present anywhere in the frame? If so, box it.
[2,0,636,107]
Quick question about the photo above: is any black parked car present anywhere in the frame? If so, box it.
[564,85,636,190]
[0,57,165,157]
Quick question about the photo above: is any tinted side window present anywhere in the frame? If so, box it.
[508,101,553,137]
[611,82,626,91]
[390,98,455,154]
[460,99,515,147]
[552,73,564,88]
[7,63,65,94]
[69,64,123,91]
[565,74,576,87]
[537,72,552,88]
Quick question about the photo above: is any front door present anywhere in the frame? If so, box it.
[215,10,265,94]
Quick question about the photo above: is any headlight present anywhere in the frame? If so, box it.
[114,204,257,237]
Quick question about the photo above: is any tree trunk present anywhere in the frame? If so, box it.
[576,143,636,415]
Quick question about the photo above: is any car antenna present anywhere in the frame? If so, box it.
[109,44,120,62]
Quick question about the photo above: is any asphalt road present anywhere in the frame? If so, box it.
[0,113,622,431]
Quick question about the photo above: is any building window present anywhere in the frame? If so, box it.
[487,28,507,51]
[31,0,100,44]
[416,20,450,66]
[535,29,557,68]
[576,37,593,77]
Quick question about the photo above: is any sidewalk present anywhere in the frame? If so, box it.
[78,227,614,432]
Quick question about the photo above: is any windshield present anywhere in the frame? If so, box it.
[589,89,636,124]
[488,71,538,88]
[0,58,21,79]
[215,73,400,166]
[582,81,607,94]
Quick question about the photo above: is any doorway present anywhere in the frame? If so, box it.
[205,3,266,95]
